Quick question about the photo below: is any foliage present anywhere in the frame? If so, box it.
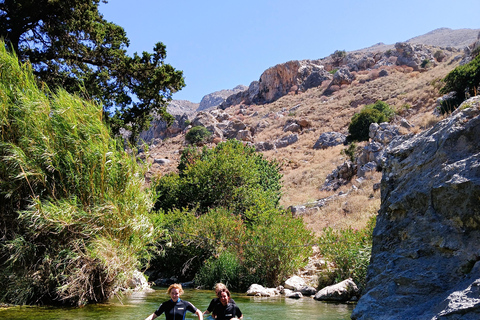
[0,44,160,306]
[348,101,395,142]
[0,0,184,141]
[185,126,212,145]
[317,216,376,292]
[153,139,311,288]
[240,210,313,287]
[155,139,282,216]
[194,250,244,291]
[421,59,432,69]
[440,54,480,114]
[153,207,245,281]
[341,142,357,162]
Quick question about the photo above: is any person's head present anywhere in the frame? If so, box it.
[218,288,231,306]
[214,283,227,296]
[167,284,184,302]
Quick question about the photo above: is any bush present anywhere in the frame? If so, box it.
[185,126,211,144]
[195,250,244,291]
[317,216,376,292]
[155,139,282,216]
[440,54,480,113]
[152,140,312,288]
[348,101,394,142]
[0,43,159,306]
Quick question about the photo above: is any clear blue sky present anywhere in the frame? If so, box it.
[100,0,480,103]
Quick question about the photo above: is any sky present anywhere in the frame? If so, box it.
[99,0,480,103]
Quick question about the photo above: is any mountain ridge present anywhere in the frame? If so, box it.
[168,27,479,111]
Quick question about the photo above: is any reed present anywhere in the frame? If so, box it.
[0,43,159,306]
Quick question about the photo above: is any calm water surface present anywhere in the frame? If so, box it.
[0,288,354,320]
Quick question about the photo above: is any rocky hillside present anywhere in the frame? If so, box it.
[141,28,478,233]
[351,96,480,320]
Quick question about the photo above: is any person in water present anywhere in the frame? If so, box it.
[212,288,243,320]
[144,283,203,320]
[204,283,236,316]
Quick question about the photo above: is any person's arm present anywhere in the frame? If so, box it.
[195,308,204,320]
[144,313,158,320]
[203,310,211,315]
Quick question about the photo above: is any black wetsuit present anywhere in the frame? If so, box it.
[206,297,236,313]
[154,298,198,320]
[212,301,242,320]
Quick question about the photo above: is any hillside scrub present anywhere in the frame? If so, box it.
[440,54,480,113]
[153,140,312,289]
[348,101,395,141]
[0,44,160,306]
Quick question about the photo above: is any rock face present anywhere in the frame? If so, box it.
[351,97,480,320]
[197,85,247,111]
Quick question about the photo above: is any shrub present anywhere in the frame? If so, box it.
[440,54,480,113]
[195,250,244,291]
[185,126,211,144]
[0,44,159,306]
[317,216,376,292]
[155,139,282,216]
[348,101,394,142]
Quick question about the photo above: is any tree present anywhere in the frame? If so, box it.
[0,0,185,141]
[155,140,283,217]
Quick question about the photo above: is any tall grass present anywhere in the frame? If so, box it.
[0,43,159,306]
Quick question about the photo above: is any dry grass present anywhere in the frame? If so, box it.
[147,56,460,234]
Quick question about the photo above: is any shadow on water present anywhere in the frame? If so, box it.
[0,287,354,320]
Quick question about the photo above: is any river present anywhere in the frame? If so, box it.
[0,288,354,320]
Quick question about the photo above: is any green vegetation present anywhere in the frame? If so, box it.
[154,140,312,289]
[156,140,282,216]
[348,101,395,141]
[0,44,160,306]
[317,216,376,292]
[342,142,357,162]
[440,54,480,114]
[185,126,212,145]
[0,0,185,141]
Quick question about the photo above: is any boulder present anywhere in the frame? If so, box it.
[285,290,303,299]
[320,160,357,191]
[127,270,152,291]
[283,120,302,133]
[246,284,279,297]
[313,132,346,149]
[299,285,317,296]
[153,158,171,165]
[352,97,480,319]
[255,141,276,152]
[284,275,307,291]
[331,68,355,86]
[274,134,298,149]
[314,278,359,301]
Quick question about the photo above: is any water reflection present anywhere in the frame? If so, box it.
[0,288,354,320]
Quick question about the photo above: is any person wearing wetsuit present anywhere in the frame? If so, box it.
[212,288,243,320]
[144,283,203,320]
[204,283,236,316]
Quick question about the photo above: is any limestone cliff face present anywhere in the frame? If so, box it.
[352,97,480,320]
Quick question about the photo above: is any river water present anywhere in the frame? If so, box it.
[0,288,354,320]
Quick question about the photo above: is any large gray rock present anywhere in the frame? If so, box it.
[274,134,298,149]
[314,278,359,301]
[313,132,346,149]
[284,275,307,291]
[352,97,480,320]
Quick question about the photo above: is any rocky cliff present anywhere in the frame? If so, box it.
[197,85,247,111]
[351,97,480,320]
